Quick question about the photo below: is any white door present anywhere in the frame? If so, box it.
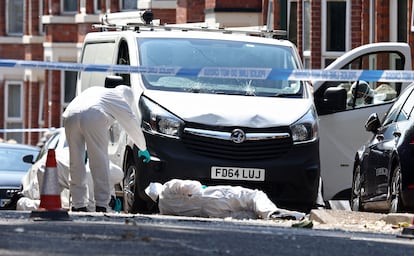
[313,42,412,200]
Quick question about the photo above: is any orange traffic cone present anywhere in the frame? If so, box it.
[30,149,70,221]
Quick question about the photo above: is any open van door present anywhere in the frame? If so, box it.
[312,42,412,201]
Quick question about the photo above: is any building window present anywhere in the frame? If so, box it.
[121,0,137,10]
[6,0,24,35]
[62,71,78,111]
[62,0,78,13]
[397,0,407,42]
[322,0,350,65]
[95,0,102,13]
[5,82,24,142]
[326,1,346,51]
[288,0,297,46]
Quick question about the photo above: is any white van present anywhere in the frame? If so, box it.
[77,12,320,213]
[77,11,412,212]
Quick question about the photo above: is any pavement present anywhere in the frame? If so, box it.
[310,209,414,226]
[310,200,414,227]
[308,203,414,236]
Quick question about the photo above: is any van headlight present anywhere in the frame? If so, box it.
[290,107,319,144]
[139,96,184,138]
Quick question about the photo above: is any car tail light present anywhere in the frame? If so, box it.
[408,185,414,189]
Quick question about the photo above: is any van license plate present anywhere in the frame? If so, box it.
[211,166,265,181]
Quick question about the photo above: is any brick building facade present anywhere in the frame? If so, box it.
[0,0,414,145]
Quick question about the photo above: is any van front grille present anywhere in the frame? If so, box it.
[181,126,292,161]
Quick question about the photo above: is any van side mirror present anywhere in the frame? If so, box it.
[364,113,381,133]
[321,87,347,113]
[105,75,124,88]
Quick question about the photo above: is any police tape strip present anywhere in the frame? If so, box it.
[2,59,414,83]
[0,128,56,133]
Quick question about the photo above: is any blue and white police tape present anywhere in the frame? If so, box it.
[2,58,414,82]
[0,128,56,133]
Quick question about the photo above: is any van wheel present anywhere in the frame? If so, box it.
[389,164,404,213]
[351,165,362,211]
[123,161,155,214]
[123,163,138,213]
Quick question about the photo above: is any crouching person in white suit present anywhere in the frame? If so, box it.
[145,179,306,220]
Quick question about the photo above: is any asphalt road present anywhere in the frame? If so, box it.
[1,210,414,256]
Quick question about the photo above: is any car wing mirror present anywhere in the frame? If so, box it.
[364,113,381,133]
[105,75,124,88]
[322,87,347,113]
[22,154,34,164]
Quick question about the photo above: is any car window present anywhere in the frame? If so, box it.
[0,147,39,171]
[396,87,414,122]
[138,38,304,97]
[315,51,405,113]
[383,86,413,126]
[36,131,61,161]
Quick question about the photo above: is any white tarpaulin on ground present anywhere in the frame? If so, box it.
[146,179,306,220]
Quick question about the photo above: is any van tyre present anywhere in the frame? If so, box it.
[123,160,157,214]
[123,163,139,213]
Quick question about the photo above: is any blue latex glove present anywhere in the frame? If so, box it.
[138,149,151,163]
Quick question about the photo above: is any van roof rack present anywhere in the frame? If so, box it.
[93,10,287,39]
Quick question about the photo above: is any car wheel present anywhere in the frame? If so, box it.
[389,164,404,213]
[123,160,155,214]
[351,165,362,211]
[123,163,138,213]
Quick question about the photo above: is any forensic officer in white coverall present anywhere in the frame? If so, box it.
[145,179,306,220]
[63,85,150,212]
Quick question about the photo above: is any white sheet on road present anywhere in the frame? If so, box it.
[146,179,306,220]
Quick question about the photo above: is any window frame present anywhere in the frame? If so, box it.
[61,0,78,14]
[120,0,137,10]
[4,81,24,142]
[321,0,350,62]
[5,0,24,36]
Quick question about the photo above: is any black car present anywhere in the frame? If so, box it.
[351,83,414,213]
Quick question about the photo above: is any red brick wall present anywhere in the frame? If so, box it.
[176,0,205,23]
[0,44,26,59]
[361,0,370,45]
[376,0,390,42]
[212,0,261,9]
[310,1,321,68]
[24,80,41,144]
[297,1,303,60]
[408,0,414,62]
[152,9,176,24]
[351,0,362,49]
[0,1,5,36]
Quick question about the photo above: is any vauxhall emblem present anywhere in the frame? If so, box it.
[230,129,246,143]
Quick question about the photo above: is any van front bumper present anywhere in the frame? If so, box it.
[137,133,320,213]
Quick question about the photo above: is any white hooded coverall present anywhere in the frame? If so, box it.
[146,179,305,220]
[62,85,147,209]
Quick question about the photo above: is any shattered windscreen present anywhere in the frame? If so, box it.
[138,38,303,97]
